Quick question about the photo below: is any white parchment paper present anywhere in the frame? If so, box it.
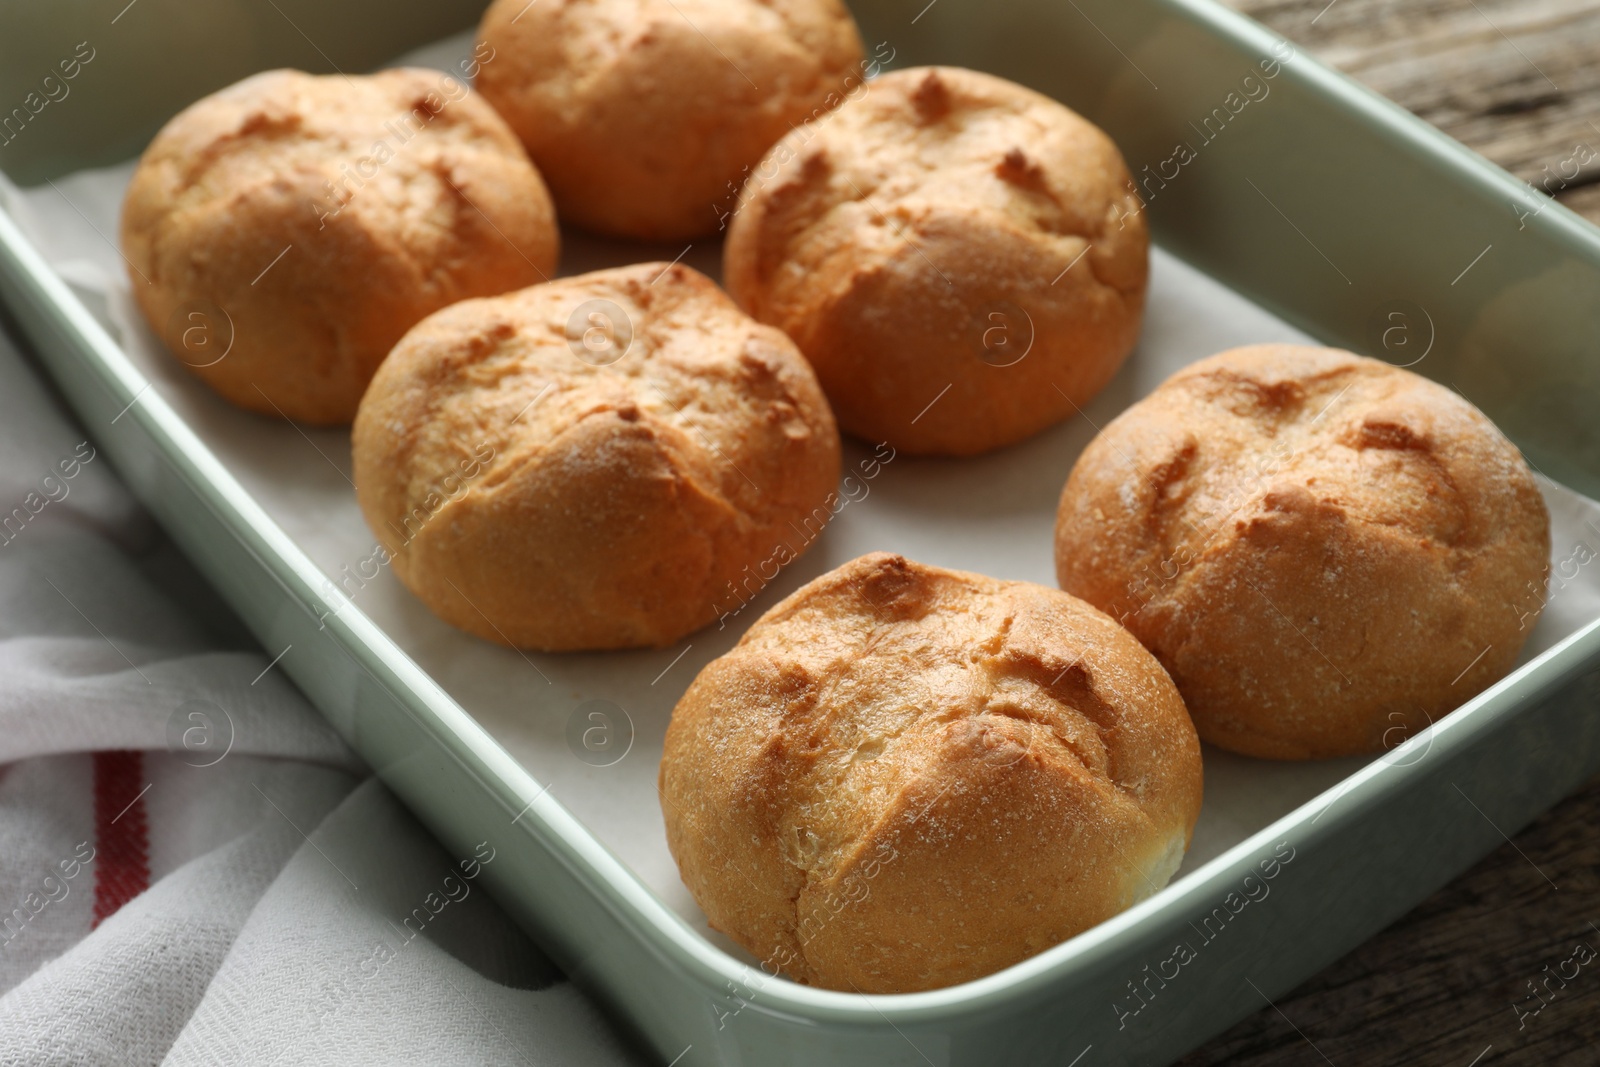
[6,31,1599,952]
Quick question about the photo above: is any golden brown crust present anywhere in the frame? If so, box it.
[1054,344,1552,760]
[121,68,558,425]
[475,0,866,240]
[723,66,1149,457]
[351,262,840,651]
[659,552,1202,992]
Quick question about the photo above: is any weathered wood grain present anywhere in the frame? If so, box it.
[1226,0,1600,224]
[1178,5,1600,1061]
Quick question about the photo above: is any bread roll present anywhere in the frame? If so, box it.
[660,552,1203,992]
[475,0,866,240]
[121,67,558,424]
[1055,344,1551,759]
[351,262,840,651]
[724,66,1148,456]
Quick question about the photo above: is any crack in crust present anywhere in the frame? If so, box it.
[723,65,1150,456]
[1055,344,1551,760]
[351,262,841,651]
[660,552,1202,991]
[475,0,867,239]
[120,67,559,424]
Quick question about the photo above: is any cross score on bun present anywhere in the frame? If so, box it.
[660,552,1202,992]
[121,68,558,425]
[475,0,866,240]
[1055,344,1551,760]
[724,66,1149,457]
[351,263,840,651]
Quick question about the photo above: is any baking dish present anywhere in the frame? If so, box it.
[3,0,1599,1063]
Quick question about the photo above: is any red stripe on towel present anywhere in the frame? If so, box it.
[92,750,150,926]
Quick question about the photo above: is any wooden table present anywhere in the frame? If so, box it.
[1182,2,1600,1063]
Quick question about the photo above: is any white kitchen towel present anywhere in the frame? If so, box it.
[0,322,641,1064]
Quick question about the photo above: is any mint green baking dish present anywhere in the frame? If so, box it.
[3,0,1599,1063]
